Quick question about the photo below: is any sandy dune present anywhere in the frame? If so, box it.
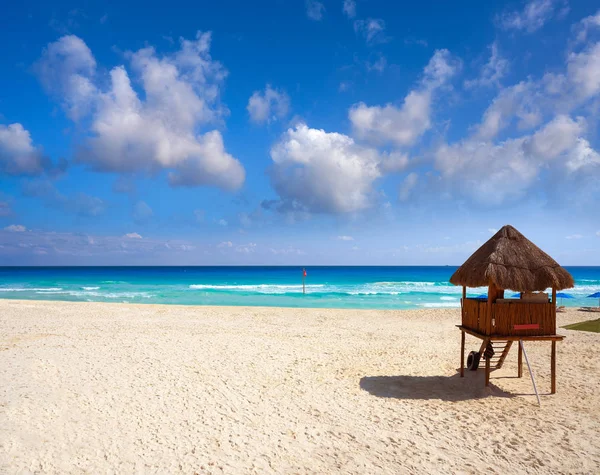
[1,300,599,474]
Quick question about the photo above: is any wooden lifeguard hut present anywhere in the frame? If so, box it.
[451,225,574,393]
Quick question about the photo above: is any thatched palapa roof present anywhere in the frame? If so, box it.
[450,225,574,292]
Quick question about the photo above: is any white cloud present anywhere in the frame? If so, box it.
[247,85,290,123]
[488,228,498,234]
[398,173,418,202]
[4,224,26,232]
[597,231,600,237]
[434,115,596,205]
[349,50,460,146]
[574,10,600,44]
[524,115,586,159]
[498,0,562,33]
[353,18,388,45]
[124,232,142,239]
[270,123,404,213]
[366,55,387,73]
[564,138,600,172]
[337,235,354,241]
[343,0,356,18]
[475,81,542,139]
[217,241,232,248]
[34,35,97,121]
[0,123,49,176]
[464,42,509,89]
[566,234,583,239]
[236,242,257,253]
[306,0,325,21]
[218,219,228,226]
[567,42,600,100]
[36,33,245,190]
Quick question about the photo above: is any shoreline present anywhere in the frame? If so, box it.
[1,300,599,473]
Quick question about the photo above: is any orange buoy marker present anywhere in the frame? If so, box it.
[302,268,307,294]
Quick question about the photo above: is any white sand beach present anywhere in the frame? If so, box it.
[1,300,599,474]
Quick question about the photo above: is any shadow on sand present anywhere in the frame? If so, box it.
[359,371,515,401]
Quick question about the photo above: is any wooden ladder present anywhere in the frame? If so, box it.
[481,340,513,370]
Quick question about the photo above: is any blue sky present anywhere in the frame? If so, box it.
[0,0,599,265]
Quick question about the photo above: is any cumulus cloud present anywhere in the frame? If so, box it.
[573,10,600,44]
[474,37,600,142]
[434,115,596,205]
[349,50,460,146]
[337,235,354,241]
[34,35,97,121]
[343,0,356,18]
[353,18,389,45]
[306,0,325,21]
[475,81,542,140]
[269,123,407,213]
[247,85,290,124]
[124,232,142,239]
[464,42,509,89]
[0,123,52,176]
[35,33,245,190]
[498,0,564,33]
[217,241,232,248]
[567,42,600,100]
[4,224,26,232]
[564,138,600,172]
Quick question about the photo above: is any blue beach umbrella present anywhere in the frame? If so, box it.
[556,292,574,305]
[587,291,600,307]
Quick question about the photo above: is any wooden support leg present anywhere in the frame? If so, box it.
[460,331,465,377]
[485,341,490,387]
[551,341,556,394]
[518,342,523,378]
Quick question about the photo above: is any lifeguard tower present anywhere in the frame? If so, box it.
[451,225,574,393]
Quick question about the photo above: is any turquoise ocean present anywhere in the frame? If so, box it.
[0,266,599,310]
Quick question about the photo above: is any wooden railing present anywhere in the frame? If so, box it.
[461,299,556,336]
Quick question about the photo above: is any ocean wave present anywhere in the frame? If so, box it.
[440,296,457,301]
[82,286,100,290]
[189,284,325,294]
[0,287,63,292]
[33,289,153,299]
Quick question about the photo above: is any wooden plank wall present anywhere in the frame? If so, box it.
[492,302,555,336]
[462,299,556,336]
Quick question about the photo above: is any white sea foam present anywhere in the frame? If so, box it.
[82,286,100,290]
[189,284,325,294]
[440,296,457,301]
[0,287,63,292]
[33,289,153,299]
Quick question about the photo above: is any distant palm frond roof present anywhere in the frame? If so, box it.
[450,225,574,292]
